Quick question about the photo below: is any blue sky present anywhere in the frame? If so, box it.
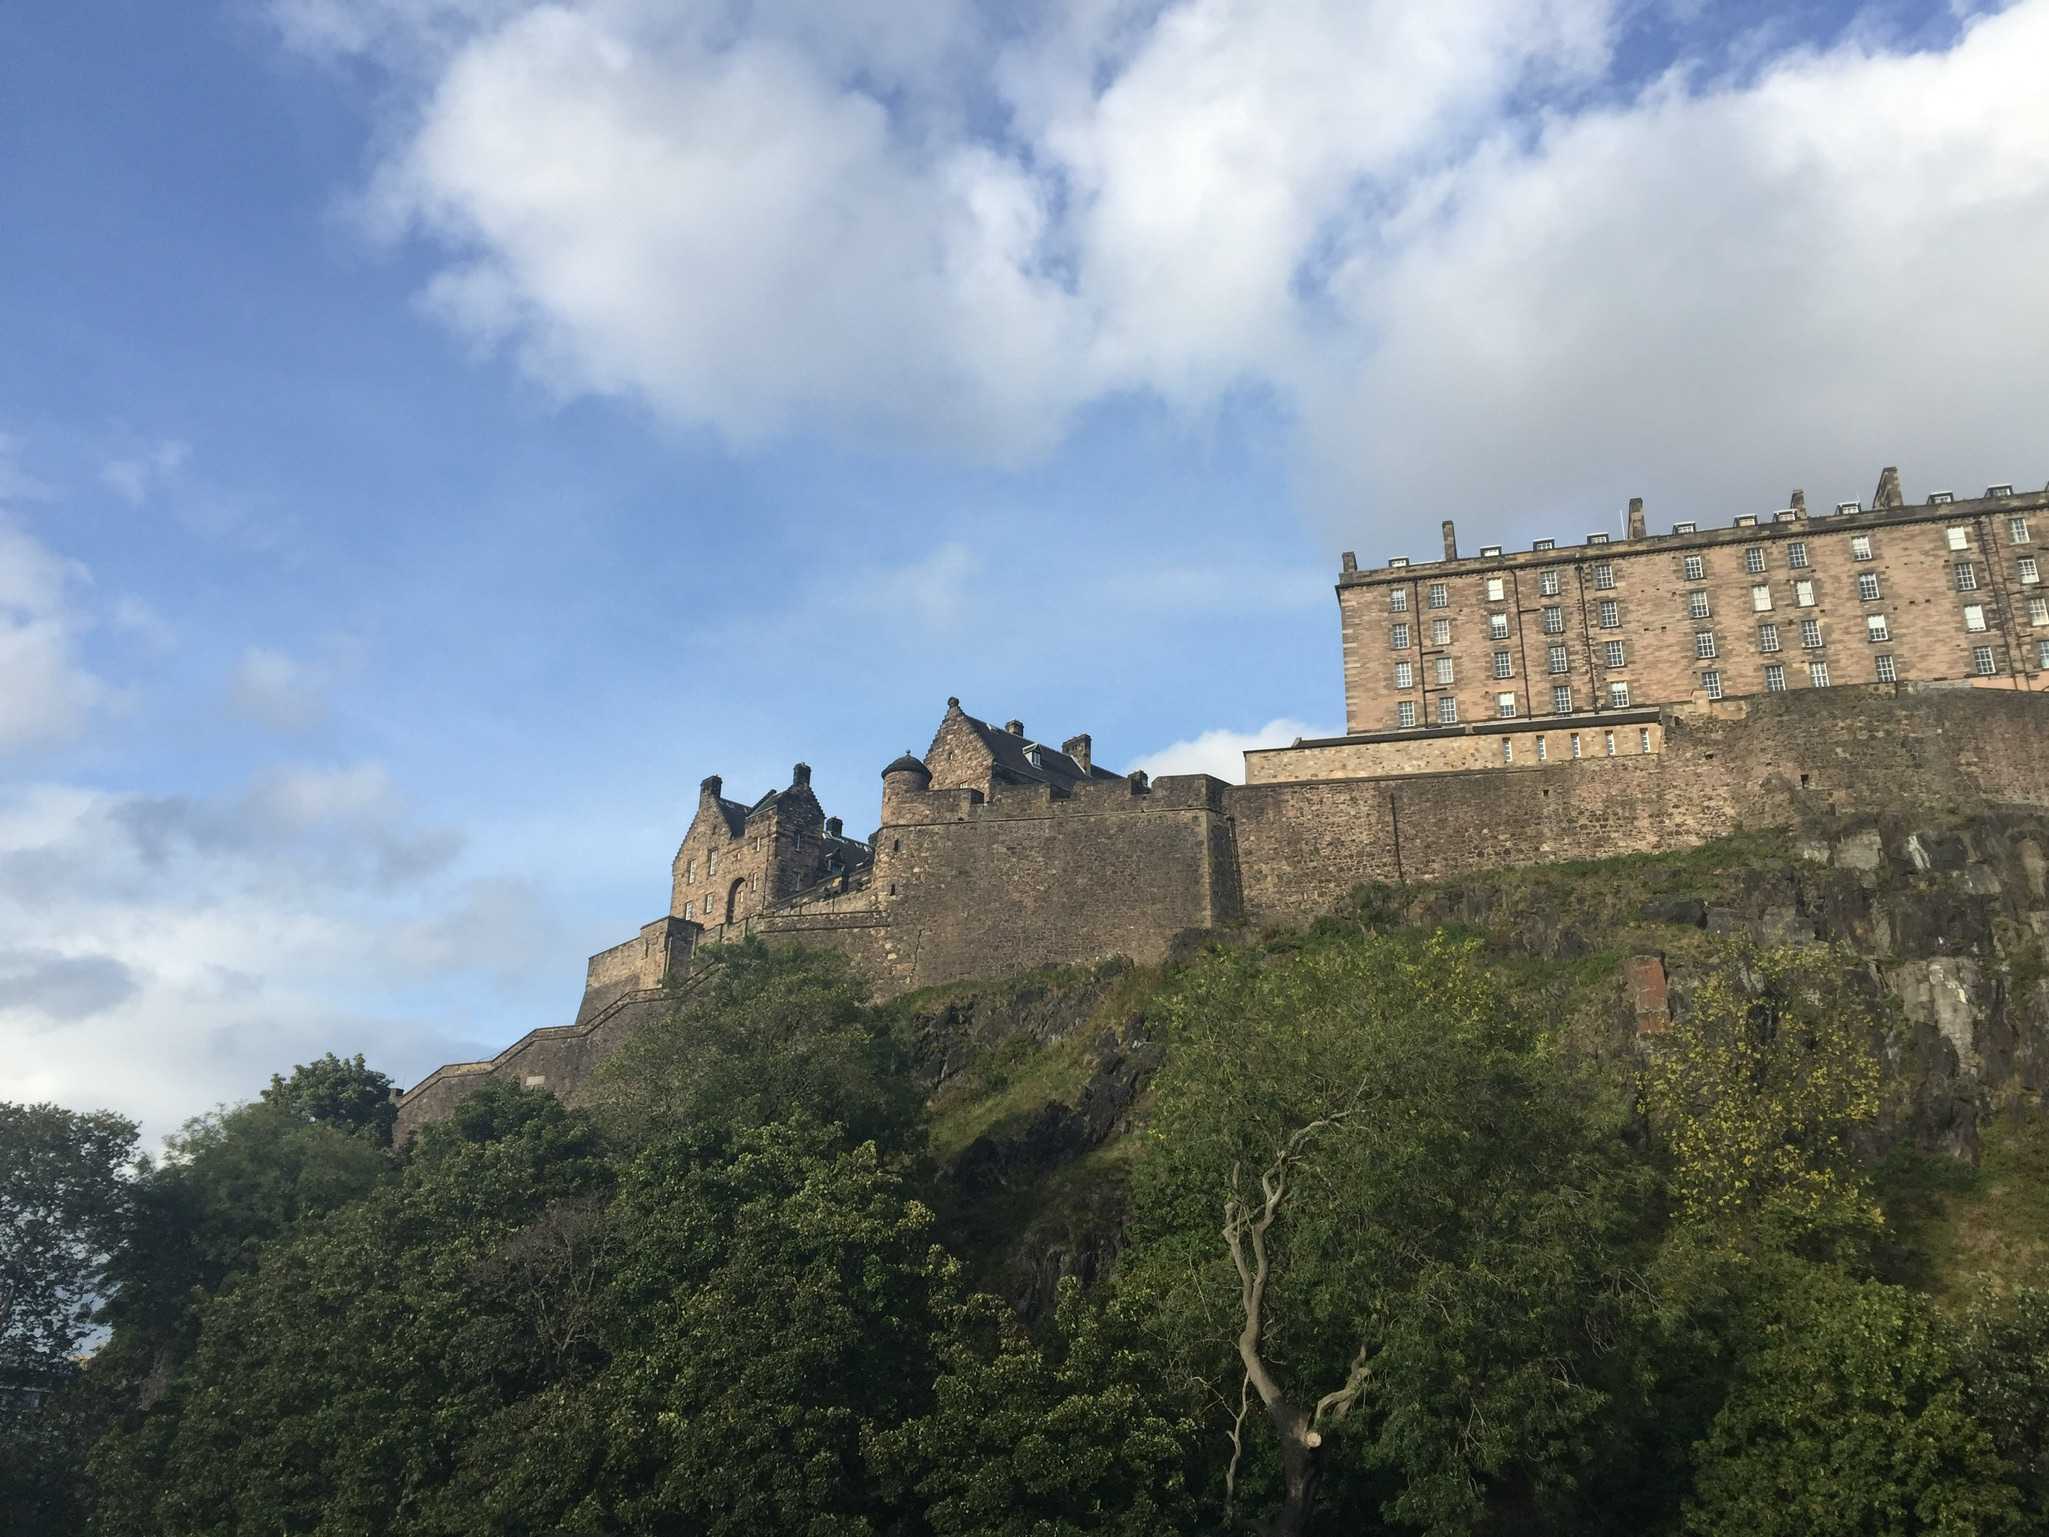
[3,0,2044,1142]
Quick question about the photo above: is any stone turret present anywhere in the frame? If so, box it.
[880,750,931,821]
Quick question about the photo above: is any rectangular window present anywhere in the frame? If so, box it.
[1866,614,1890,642]
[1604,730,1618,756]
[1809,661,1831,687]
[1536,736,1548,762]
[1428,581,1449,608]
[1752,584,1773,612]
[1396,700,1417,728]
[1434,655,1456,684]
[1702,669,1723,700]
[1486,576,1506,601]
[1947,526,1970,551]
[1964,604,1988,633]
[1695,631,1718,659]
[1875,654,1897,682]
[1570,732,1583,759]
[1801,618,1823,648]
[1764,663,1787,692]
[1539,568,1561,597]
[1745,546,1766,574]
[1391,623,1410,649]
[1591,562,1615,590]
[1489,613,1510,640]
[1389,588,1409,611]
[1795,579,1816,606]
[1547,643,1568,674]
[1640,727,1653,754]
[1431,617,1451,646]
[1492,650,1513,678]
[1552,684,1572,714]
[2039,639,2049,670]
[1608,682,1631,708]
[2011,516,2032,545]
[1604,640,1626,667]
[1851,534,1874,560]
[1955,563,1979,592]
[1759,622,1781,652]
[1857,572,1881,601]
[1974,646,1997,676]
[2032,596,2049,625]
[1598,599,1620,628]
[1497,692,1518,719]
[1502,738,1513,763]
[1394,661,1414,689]
[1688,590,1710,619]
[1683,554,1705,581]
[1788,541,1810,569]
[1437,696,1459,724]
[1542,606,1565,634]
[2022,557,2041,586]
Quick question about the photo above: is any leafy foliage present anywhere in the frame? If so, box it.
[260,1050,399,1145]
[0,1103,138,1376]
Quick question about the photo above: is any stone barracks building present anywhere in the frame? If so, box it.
[397,470,2049,1137]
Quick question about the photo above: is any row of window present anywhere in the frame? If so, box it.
[1394,681,1636,727]
[681,850,719,883]
[1499,727,1656,764]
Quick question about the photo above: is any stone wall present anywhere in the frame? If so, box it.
[1245,711,1664,782]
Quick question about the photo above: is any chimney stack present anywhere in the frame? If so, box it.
[699,774,723,802]
[1874,466,1904,509]
[791,762,811,788]
[825,816,842,837]
[1005,719,1024,736]
[1626,497,1646,540]
[1062,733,1092,773]
[1340,550,1357,573]
[1790,489,1807,516]
[1441,520,1458,561]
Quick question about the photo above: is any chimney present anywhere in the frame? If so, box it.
[1062,733,1092,773]
[1874,466,1904,509]
[945,695,962,713]
[1005,719,1024,736]
[1441,520,1458,561]
[1340,550,1357,573]
[699,774,723,802]
[1626,497,1646,540]
[825,816,842,837]
[1790,488,1807,516]
[791,762,811,788]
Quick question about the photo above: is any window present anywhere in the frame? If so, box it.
[1702,669,1723,700]
[1431,618,1451,645]
[1759,622,1782,652]
[1552,684,1572,714]
[1536,736,1548,762]
[2011,516,2032,544]
[685,858,696,883]
[1683,554,1705,581]
[1489,612,1510,640]
[1974,646,1997,676]
[1397,700,1417,728]
[1764,663,1787,692]
[1875,654,1897,682]
[1547,643,1568,674]
[1492,650,1513,679]
[707,849,717,876]
[1752,584,1773,612]
[1389,588,1409,611]
[2022,557,2041,586]
[1598,599,1620,628]
[1394,661,1414,689]
[2039,639,2049,669]
[1428,582,1449,608]
[1570,733,1583,759]
[1640,728,1653,754]
[1502,738,1513,763]
[1391,623,1410,649]
[1744,546,1766,574]
[1604,640,1626,667]
[1542,606,1565,634]
[1964,604,1988,633]
[683,900,693,919]
[1851,534,1874,560]
[1795,579,1816,607]
[1591,562,1615,590]
[1695,631,1718,659]
[1604,730,1618,756]
[1857,572,1881,601]
[1539,568,1561,597]
[1801,618,1823,648]
[2032,596,2049,625]
[1947,526,1970,551]
[1688,590,1711,619]
[1866,614,1890,642]
[1809,661,1831,687]
[1437,696,1459,724]
[1955,563,1979,592]
[1788,541,1810,569]
[1434,655,1456,684]
[1497,692,1518,719]
[1486,576,1506,601]
[1607,682,1631,708]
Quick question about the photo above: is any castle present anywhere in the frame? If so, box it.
[396,470,2049,1138]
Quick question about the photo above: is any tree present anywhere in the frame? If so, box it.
[1,1103,138,1379]
[1956,1286,2049,1524]
[260,1051,397,1145]
[1124,931,1646,1536]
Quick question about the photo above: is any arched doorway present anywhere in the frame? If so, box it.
[725,876,745,924]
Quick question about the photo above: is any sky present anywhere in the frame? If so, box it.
[3,0,2046,1146]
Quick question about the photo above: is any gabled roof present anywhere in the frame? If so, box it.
[710,797,750,838]
[955,710,1122,791]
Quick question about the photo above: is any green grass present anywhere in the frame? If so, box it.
[1877,1111,2049,1304]
[928,1027,1102,1163]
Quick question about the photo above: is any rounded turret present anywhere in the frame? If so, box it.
[881,752,930,784]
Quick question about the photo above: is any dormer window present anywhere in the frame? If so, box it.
[1024,745,1043,769]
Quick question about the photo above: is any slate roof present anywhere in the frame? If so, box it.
[956,711,1122,791]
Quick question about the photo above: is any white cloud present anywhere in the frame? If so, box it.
[229,644,327,732]
[1133,716,1337,784]
[849,542,985,630]
[0,517,115,754]
[109,595,176,652]
[100,438,190,506]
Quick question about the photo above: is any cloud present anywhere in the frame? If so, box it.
[0,516,116,754]
[229,645,326,732]
[109,596,176,652]
[847,542,985,630]
[1132,716,1337,784]
[0,948,140,1026]
[100,438,190,506]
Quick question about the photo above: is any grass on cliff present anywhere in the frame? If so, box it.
[1879,1111,2049,1305]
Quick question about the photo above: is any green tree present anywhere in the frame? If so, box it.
[1956,1286,2049,1523]
[260,1050,398,1145]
